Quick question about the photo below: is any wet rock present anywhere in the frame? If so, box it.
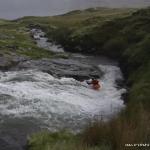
[16,57,103,80]
[11,55,28,64]
[0,56,27,71]
[28,24,41,29]
[0,57,12,70]
[0,137,22,150]
[0,118,41,150]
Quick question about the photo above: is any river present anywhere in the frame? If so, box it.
[0,29,126,150]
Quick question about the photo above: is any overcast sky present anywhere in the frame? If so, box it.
[0,0,150,19]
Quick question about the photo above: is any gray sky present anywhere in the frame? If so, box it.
[0,0,150,19]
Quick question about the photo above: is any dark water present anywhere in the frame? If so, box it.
[0,0,150,19]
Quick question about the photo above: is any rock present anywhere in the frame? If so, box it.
[0,57,12,70]
[0,118,41,150]
[16,57,103,80]
[0,56,27,71]
[0,138,22,150]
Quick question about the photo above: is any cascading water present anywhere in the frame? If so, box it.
[31,29,64,53]
[0,63,125,131]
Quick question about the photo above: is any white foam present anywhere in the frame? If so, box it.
[0,64,125,129]
[32,29,64,53]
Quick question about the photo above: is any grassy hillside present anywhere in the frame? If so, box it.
[18,7,135,26]
[0,20,58,61]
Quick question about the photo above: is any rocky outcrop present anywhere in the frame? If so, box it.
[16,56,103,80]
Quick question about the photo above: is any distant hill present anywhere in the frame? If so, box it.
[96,0,150,7]
[67,0,150,8]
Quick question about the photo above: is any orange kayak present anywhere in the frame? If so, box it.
[92,84,101,90]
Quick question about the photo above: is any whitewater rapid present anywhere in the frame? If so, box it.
[0,63,125,131]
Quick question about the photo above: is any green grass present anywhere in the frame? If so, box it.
[18,7,135,27]
[0,19,9,25]
[27,131,110,150]
[0,21,59,59]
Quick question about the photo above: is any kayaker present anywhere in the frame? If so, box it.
[87,78,101,90]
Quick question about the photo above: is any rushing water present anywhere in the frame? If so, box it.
[0,64,125,129]
[31,29,64,53]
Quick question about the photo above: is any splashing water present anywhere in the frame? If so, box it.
[0,63,125,131]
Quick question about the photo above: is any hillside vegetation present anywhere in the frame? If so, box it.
[0,7,150,150]
[0,20,59,63]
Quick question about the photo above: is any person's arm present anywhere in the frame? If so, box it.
[86,80,92,85]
